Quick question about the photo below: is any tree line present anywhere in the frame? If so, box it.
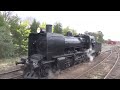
[0,11,104,59]
[0,11,77,58]
[84,31,104,43]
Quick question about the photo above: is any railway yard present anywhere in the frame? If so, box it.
[1,11,120,79]
[0,44,120,79]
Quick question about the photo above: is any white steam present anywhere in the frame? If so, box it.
[85,45,95,62]
[47,70,55,79]
[47,69,61,79]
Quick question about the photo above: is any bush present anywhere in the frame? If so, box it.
[0,26,15,58]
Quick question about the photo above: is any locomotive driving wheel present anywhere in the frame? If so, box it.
[52,64,58,73]
[40,64,51,77]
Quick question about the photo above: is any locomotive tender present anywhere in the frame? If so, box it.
[16,24,102,79]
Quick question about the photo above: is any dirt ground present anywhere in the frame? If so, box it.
[101,43,114,52]
[52,51,111,79]
[52,44,120,79]
[0,43,117,79]
[0,57,22,73]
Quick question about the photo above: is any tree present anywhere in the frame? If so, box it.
[30,19,40,33]
[62,26,77,36]
[84,31,104,43]
[9,16,21,45]
[0,12,15,58]
[0,12,5,26]
[0,11,20,44]
[2,11,12,22]
[62,26,71,35]
[14,20,31,55]
[53,22,62,34]
[71,29,77,36]
[0,26,15,58]
[86,32,98,40]
[40,22,46,29]
[0,11,34,57]
[97,31,104,43]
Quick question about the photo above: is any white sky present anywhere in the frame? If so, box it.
[13,11,120,41]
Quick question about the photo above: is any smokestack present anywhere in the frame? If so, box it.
[46,24,52,33]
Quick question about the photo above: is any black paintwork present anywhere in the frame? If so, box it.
[20,25,102,79]
[28,31,101,60]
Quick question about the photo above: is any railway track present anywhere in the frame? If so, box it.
[0,68,23,79]
[104,52,119,79]
[103,47,120,79]
[73,47,119,79]
[9,74,23,79]
[54,50,112,79]
[21,46,118,79]
[0,48,117,79]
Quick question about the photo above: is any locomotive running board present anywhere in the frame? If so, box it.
[53,51,84,59]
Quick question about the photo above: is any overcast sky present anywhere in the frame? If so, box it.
[13,11,120,41]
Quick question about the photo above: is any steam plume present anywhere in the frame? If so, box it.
[85,45,95,62]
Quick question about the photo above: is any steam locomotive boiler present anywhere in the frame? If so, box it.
[16,24,101,79]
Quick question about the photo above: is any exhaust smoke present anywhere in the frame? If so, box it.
[47,69,61,79]
[47,70,55,79]
[85,45,95,62]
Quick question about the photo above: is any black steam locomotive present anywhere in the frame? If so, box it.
[16,24,102,79]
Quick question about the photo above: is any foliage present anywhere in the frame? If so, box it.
[0,13,15,58]
[0,27,15,58]
[97,31,104,43]
[53,22,62,34]
[62,26,70,35]
[14,20,31,55]
[30,19,40,33]
[40,22,46,29]
[71,29,77,36]
[62,26,77,36]
[1,11,105,60]
[84,31,104,43]
[0,11,31,58]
